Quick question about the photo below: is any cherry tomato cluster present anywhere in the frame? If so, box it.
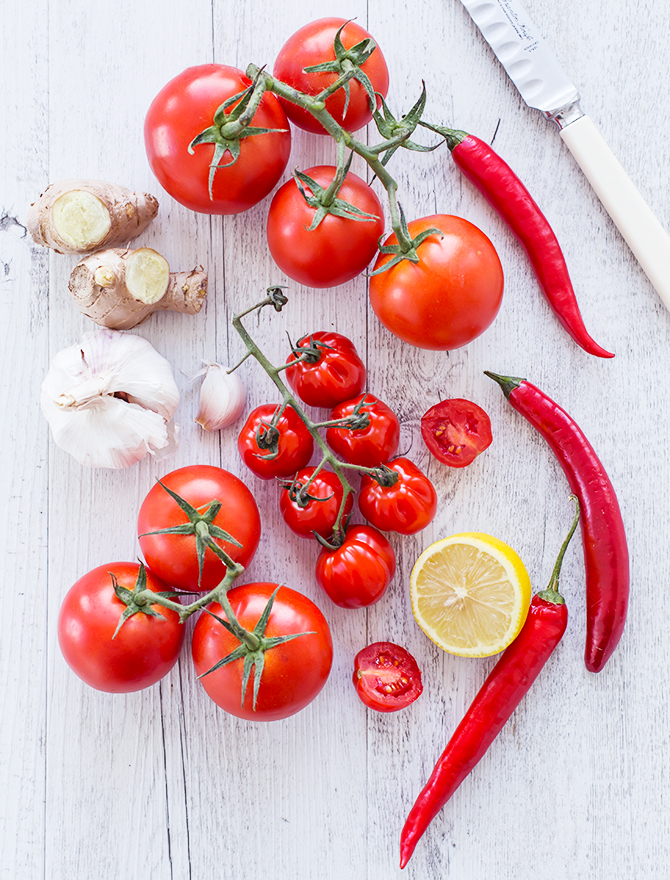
[237,330,437,612]
[144,18,505,350]
[57,465,333,720]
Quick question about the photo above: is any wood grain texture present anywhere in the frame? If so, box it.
[2,0,670,878]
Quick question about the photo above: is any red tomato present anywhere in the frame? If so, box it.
[369,215,504,350]
[138,465,261,592]
[58,562,184,693]
[238,404,314,480]
[191,582,333,721]
[353,642,423,712]
[421,398,493,467]
[144,64,291,215]
[285,331,366,408]
[326,393,400,468]
[279,466,353,540]
[272,18,390,134]
[315,525,396,608]
[267,166,384,288]
[358,457,437,535]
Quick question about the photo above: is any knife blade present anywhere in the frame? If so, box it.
[459,0,670,312]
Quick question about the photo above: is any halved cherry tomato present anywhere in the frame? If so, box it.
[315,524,396,608]
[58,562,184,693]
[353,641,423,712]
[285,331,366,408]
[279,466,353,540]
[238,404,314,480]
[192,582,333,721]
[358,457,437,535]
[326,393,400,467]
[421,398,493,467]
[272,18,389,135]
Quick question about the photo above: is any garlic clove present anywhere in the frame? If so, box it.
[195,362,246,431]
[41,328,180,469]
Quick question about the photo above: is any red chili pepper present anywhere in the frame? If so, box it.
[400,498,579,869]
[486,371,629,672]
[428,126,613,359]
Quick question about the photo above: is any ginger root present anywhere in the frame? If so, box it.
[69,247,207,330]
[27,180,159,254]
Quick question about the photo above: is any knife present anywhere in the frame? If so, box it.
[458,0,670,312]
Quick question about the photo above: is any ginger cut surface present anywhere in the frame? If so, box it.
[27,180,159,254]
[69,247,207,330]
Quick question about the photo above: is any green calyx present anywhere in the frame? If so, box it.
[484,370,524,400]
[372,84,440,167]
[293,155,380,231]
[189,75,287,200]
[306,21,378,122]
[139,480,242,590]
[537,495,581,605]
[369,203,443,275]
[111,563,180,638]
[198,587,314,711]
[419,121,469,153]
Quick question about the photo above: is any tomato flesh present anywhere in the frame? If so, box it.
[353,642,423,712]
[421,398,493,467]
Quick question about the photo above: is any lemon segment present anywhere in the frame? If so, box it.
[410,533,532,658]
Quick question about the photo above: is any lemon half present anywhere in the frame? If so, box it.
[410,533,532,658]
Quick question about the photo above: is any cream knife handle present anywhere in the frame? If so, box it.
[560,114,670,311]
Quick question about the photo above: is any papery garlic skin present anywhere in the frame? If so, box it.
[195,362,246,431]
[41,329,180,469]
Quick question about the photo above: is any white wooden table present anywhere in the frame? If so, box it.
[3,1,670,877]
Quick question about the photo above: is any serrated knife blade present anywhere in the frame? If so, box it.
[459,0,670,312]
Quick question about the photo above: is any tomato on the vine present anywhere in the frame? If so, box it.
[285,331,366,408]
[421,398,493,467]
[353,641,423,712]
[58,562,184,693]
[358,457,437,535]
[369,215,504,350]
[315,525,396,608]
[279,466,353,540]
[138,465,261,592]
[144,64,291,215]
[326,393,400,468]
[238,404,314,480]
[191,582,333,721]
[267,166,384,288]
[272,18,390,135]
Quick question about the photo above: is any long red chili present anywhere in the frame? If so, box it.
[485,371,629,672]
[430,126,613,359]
[400,498,579,869]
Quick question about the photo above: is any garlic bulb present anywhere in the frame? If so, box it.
[41,329,180,469]
[195,361,246,431]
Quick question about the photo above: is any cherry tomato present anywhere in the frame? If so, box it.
[285,331,366,408]
[238,404,314,480]
[58,562,184,693]
[369,215,504,350]
[191,582,333,721]
[315,525,396,608]
[138,465,261,592]
[358,457,437,535]
[421,398,493,467]
[272,18,390,135]
[353,641,423,712]
[267,166,384,288]
[279,466,353,540]
[326,393,400,467]
[144,64,291,215]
